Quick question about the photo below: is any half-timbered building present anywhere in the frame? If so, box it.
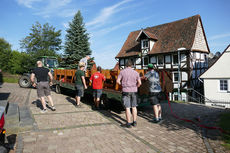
[115,15,210,101]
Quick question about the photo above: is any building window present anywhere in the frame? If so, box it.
[150,56,156,64]
[157,55,164,65]
[165,55,171,63]
[141,39,149,49]
[173,72,179,82]
[143,56,149,66]
[172,54,178,65]
[120,59,124,65]
[220,80,228,91]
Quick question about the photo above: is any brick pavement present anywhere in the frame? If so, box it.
[1,83,229,153]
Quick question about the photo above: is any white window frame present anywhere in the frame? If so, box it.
[173,72,179,82]
[141,39,149,49]
[219,79,228,92]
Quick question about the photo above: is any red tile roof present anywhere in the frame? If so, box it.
[116,15,209,58]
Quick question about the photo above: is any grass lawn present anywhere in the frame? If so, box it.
[1,72,20,83]
[219,112,230,150]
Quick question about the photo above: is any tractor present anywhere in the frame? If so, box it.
[18,56,59,88]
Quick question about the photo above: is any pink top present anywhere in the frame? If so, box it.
[118,67,140,92]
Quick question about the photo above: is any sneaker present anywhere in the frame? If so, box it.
[51,106,56,111]
[126,123,132,128]
[75,104,81,108]
[152,118,160,123]
[132,121,137,127]
[41,109,47,113]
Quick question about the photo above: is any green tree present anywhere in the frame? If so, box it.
[0,38,12,71]
[64,10,91,68]
[8,51,33,74]
[20,22,62,60]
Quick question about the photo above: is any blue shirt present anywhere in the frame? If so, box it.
[144,70,161,92]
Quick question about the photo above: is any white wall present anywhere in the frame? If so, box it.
[204,79,230,108]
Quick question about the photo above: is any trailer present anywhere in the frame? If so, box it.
[53,66,172,109]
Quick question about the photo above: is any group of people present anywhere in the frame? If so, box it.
[31,56,163,128]
[117,60,162,128]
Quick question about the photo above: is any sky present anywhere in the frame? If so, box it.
[0,0,230,69]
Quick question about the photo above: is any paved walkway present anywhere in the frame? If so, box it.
[0,83,229,153]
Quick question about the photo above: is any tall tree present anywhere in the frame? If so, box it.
[64,10,91,68]
[20,22,62,60]
[0,38,12,71]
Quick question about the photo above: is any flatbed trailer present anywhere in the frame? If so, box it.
[53,68,172,108]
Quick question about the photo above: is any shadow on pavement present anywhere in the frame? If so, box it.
[66,97,76,106]
[31,99,43,110]
[53,88,229,143]
[137,101,229,141]
[0,93,10,100]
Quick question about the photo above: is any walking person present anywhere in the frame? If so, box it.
[90,66,105,110]
[144,64,162,123]
[30,61,56,113]
[75,62,87,107]
[79,55,90,72]
[117,60,141,128]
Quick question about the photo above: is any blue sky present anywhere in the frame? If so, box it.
[0,0,230,69]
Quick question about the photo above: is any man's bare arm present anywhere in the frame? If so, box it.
[48,72,53,85]
[30,73,36,87]
[81,76,87,89]
[137,78,142,87]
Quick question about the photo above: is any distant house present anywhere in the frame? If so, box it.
[115,15,210,101]
[200,45,230,108]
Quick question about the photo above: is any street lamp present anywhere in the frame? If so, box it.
[177,47,186,101]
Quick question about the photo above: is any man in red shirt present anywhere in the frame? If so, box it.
[90,66,105,109]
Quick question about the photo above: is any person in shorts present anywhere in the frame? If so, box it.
[117,60,141,128]
[30,61,56,113]
[75,62,87,107]
[79,55,90,72]
[144,64,162,123]
[90,66,105,110]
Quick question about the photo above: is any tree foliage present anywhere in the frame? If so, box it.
[63,10,91,68]
[0,38,12,71]
[8,51,33,74]
[20,22,62,60]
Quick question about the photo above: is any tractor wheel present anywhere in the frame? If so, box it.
[18,76,31,88]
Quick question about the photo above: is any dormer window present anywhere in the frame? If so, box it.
[141,39,149,49]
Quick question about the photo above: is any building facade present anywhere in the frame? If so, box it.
[115,15,210,101]
[200,45,230,108]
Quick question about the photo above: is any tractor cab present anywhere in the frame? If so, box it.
[38,56,59,69]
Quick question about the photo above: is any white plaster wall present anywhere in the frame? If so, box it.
[182,72,188,81]
[150,40,155,51]
[204,79,230,108]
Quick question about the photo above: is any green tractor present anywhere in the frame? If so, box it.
[18,56,59,88]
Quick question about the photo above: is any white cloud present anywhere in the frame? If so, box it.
[209,33,230,41]
[34,0,74,18]
[16,0,43,8]
[16,0,77,18]
[91,16,152,37]
[86,0,133,27]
